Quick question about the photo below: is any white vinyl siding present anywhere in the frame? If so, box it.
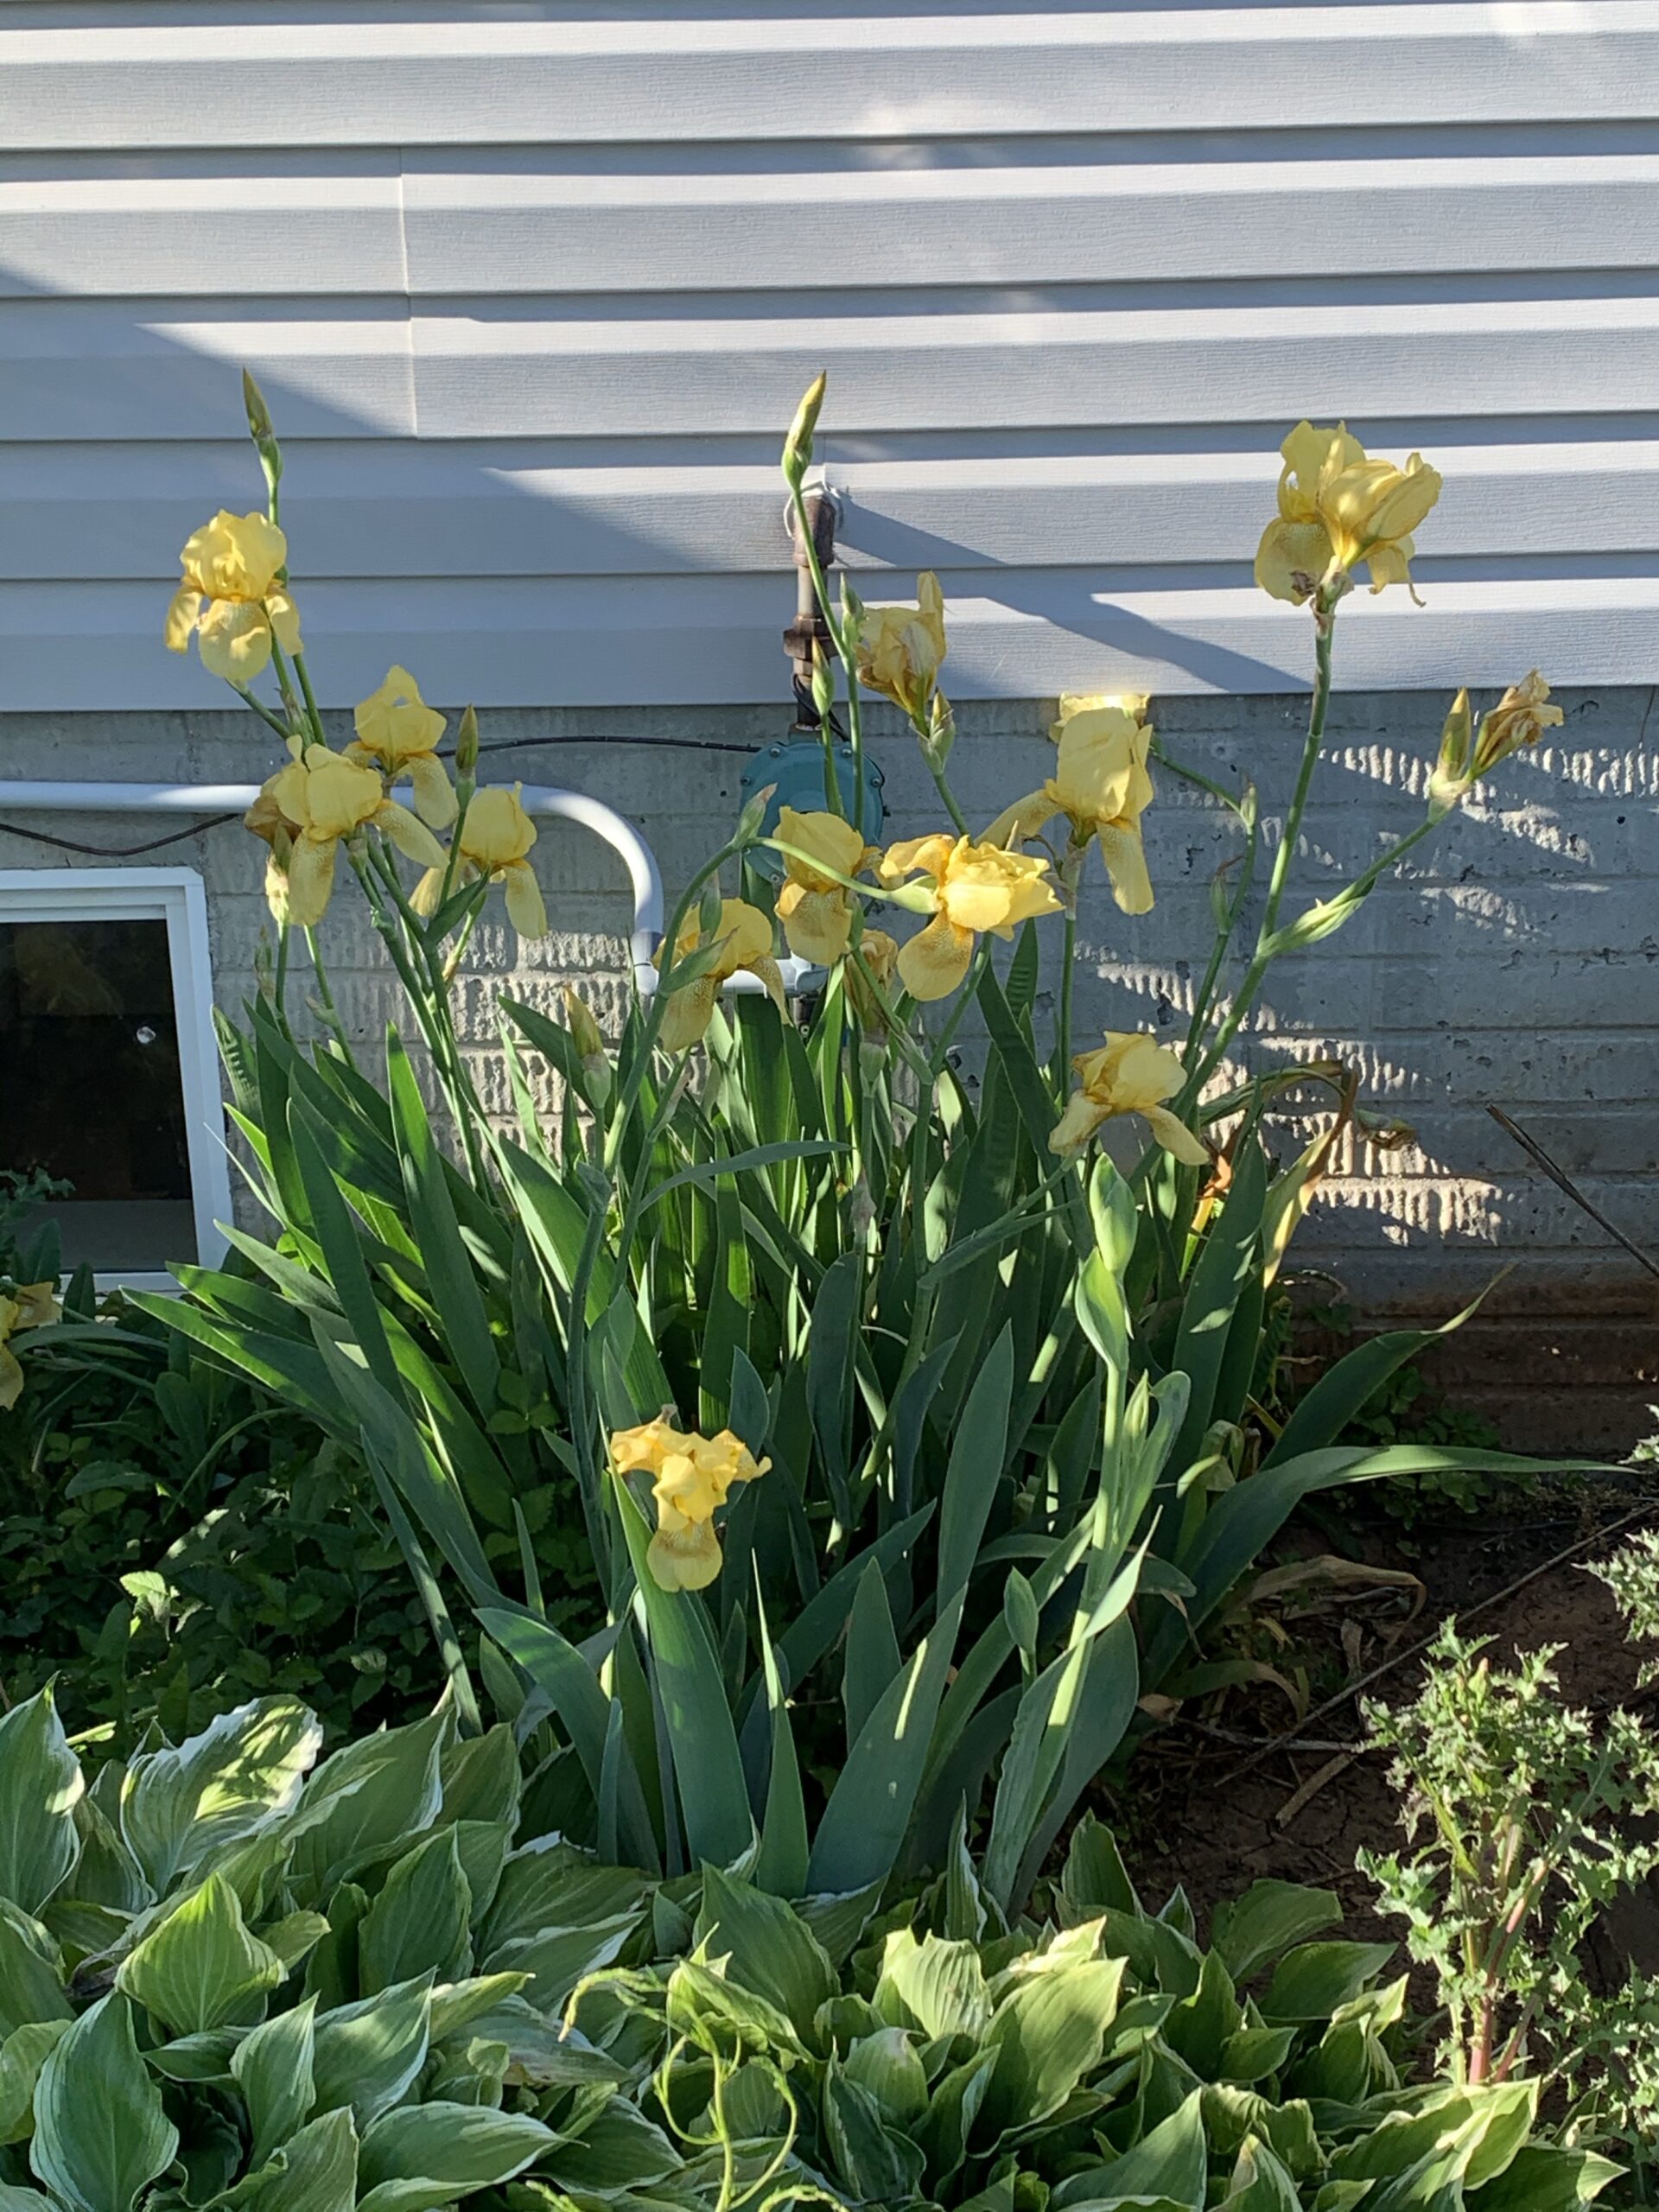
[3,3,1658,709]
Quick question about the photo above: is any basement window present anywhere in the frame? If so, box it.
[0,869,232,1286]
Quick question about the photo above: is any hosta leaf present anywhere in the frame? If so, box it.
[121,1698,322,1896]
[481,1915,640,2012]
[537,2099,684,2195]
[30,1995,178,2212]
[1217,2137,1303,2212]
[438,1726,522,1833]
[213,2107,359,2212]
[232,1995,317,2168]
[1211,1879,1342,1983]
[357,2101,555,2209]
[115,1872,284,2037]
[1203,2083,1322,2179]
[844,2026,928,2126]
[1259,1942,1397,2024]
[0,1906,70,2038]
[0,2021,67,2145]
[143,2030,239,2084]
[874,1930,991,2043]
[309,1973,433,2130]
[1466,2145,1623,2212]
[694,1867,836,2035]
[979,1951,1127,2139]
[479,1841,651,1960]
[65,1796,147,1916]
[283,1709,447,1904]
[426,1972,533,2046]
[0,1691,83,1919]
[913,2048,998,2190]
[822,2061,926,2204]
[358,1829,472,1995]
[1217,2024,1298,2084]
[1052,2088,1207,2210]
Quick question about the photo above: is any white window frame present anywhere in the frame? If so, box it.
[0,866,232,1290]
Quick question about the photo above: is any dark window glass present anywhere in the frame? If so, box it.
[0,918,197,1272]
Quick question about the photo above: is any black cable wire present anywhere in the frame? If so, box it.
[0,814,243,859]
[0,731,775,860]
[478,734,759,758]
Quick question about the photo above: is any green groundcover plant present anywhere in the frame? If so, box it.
[0,1682,1610,2212]
[42,372,1593,1903]
[0,1185,418,1748]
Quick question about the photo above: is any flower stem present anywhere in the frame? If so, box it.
[1179,602,1337,1105]
[1055,910,1077,1087]
[927,758,971,837]
[1261,607,1335,946]
[231,683,293,742]
[289,648,329,753]
[785,477,865,830]
[603,838,745,1174]
[304,927,358,1068]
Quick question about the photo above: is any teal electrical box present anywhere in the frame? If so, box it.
[738,736,887,879]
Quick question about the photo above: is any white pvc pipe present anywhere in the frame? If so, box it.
[0,777,667,995]
[0,780,813,1001]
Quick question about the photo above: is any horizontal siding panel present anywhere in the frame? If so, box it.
[11,292,1644,446]
[410,297,1659,438]
[3,9,1658,149]
[6,570,1656,709]
[0,159,405,297]
[10,439,1659,582]
[0,302,415,437]
[25,150,1659,297]
[401,155,1659,296]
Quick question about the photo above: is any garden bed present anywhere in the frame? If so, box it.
[1125,1483,1659,1971]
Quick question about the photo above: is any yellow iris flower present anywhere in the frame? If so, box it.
[855,573,947,724]
[347,666,457,829]
[0,1282,60,1412]
[774,807,876,965]
[1255,423,1441,606]
[410,785,547,943]
[610,1419,770,1592]
[1050,1031,1207,1166]
[987,696,1155,916]
[655,898,785,1052]
[251,747,445,929]
[164,511,302,682]
[878,833,1061,1001]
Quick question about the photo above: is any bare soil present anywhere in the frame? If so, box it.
[1111,1484,1659,1974]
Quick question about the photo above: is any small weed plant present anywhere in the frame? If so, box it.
[1363,1533,1659,2186]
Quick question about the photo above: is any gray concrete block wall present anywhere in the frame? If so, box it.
[3,685,1655,1446]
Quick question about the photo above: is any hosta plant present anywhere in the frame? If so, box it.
[138,375,1592,1899]
[547,1810,1608,2212]
[0,1682,659,2212]
[0,1684,1599,2212]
